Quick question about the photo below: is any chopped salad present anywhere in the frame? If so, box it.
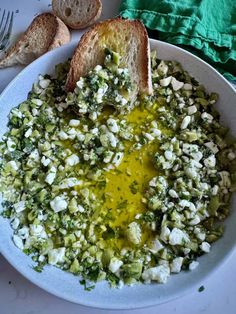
[0,49,236,288]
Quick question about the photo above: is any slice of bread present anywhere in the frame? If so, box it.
[65,17,153,98]
[52,0,102,30]
[0,13,70,68]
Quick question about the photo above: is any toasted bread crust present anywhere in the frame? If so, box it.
[0,13,70,68]
[65,17,152,96]
[52,0,102,30]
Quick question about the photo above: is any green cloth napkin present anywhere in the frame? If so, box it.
[119,0,236,81]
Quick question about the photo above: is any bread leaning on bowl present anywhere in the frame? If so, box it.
[65,17,153,100]
[0,13,71,68]
[52,0,102,30]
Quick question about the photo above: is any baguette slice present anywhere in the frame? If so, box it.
[65,17,153,99]
[52,0,102,30]
[0,13,70,68]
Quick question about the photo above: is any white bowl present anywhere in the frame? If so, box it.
[0,39,236,310]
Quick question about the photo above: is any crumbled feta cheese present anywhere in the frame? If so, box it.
[33,83,43,94]
[50,196,68,213]
[190,160,203,169]
[38,255,45,262]
[77,132,85,142]
[157,60,168,75]
[96,85,108,103]
[67,128,77,140]
[45,172,56,185]
[169,228,189,245]
[24,128,32,138]
[149,237,164,253]
[189,261,199,271]
[56,102,69,112]
[91,128,99,136]
[7,160,18,171]
[204,155,216,168]
[77,205,85,213]
[32,108,38,116]
[112,152,124,167]
[89,111,98,121]
[76,79,84,89]
[39,78,50,89]
[11,108,23,118]
[142,265,170,283]
[18,226,29,239]
[178,103,185,109]
[100,132,117,148]
[204,141,219,154]
[211,185,219,195]
[108,133,118,148]
[171,257,183,273]
[143,132,155,141]
[31,98,43,107]
[179,200,196,211]
[193,151,203,162]
[149,176,167,188]
[183,248,191,255]
[182,143,196,156]
[150,128,161,138]
[58,131,68,140]
[103,151,114,163]
[7,138,16,152]
[133,143,142,150]
[107,118,119,133]
[41,156,51,167]
[200,241,211,253]
[189,215,201,225]
[109,257,123,273]
[201,112,213,123]
[29,149,40,161]
[30,224,44,236]
[59,177,82,189]
[114,93,128,105]
[127,222,142,245]
[171,77,184,91]
[94,65,102,72]
[182,144,202,162]
[199,182,210,191]
[185,167,198,179]
[45,166,57,185]
[13,235,24,250]
[83,152,90,161]
[181,116,191,129]
[160,76,172,87]
[48,247,66,265]
[66,154,80,166]
[169,189,178,198]
[160,226,171,242]
[13,201,26,213]
[187,105,197,115]
[194,229,206,241]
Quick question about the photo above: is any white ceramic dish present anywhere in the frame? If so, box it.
[0,39,236,310]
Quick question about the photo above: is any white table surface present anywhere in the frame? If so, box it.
[0,1,236,313]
